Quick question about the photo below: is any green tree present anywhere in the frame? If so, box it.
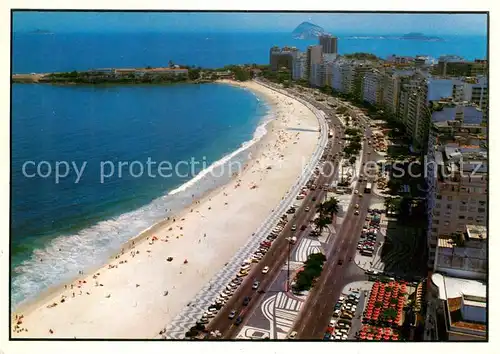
[188,69,201,81]
[313,216,331,234]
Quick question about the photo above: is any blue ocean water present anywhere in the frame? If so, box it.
[11,82,269,307]
[13,32,487,74]
[11,31,486,307]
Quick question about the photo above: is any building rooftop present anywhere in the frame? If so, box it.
[432,105,483,124]
[466,225,487,241]
[431,273,486,301]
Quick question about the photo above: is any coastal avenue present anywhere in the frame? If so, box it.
[292,133,373,339]
[262,80,375,340]
[205,100,346,339]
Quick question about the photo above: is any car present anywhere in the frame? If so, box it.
[338,260,343,265]
[354,189,358,194]
[235,316,243,325]
[305,207,310,212]
[355,204,360,209]
[291,225,297,231]
[243,296,251,306]
[228,310,237,319]
[262,266,270,274]
[359,193,364,198]
[252,281,260,290]
[333,309,341,316]
[287,331,297,339]
[354,210,360,215]
[323,333,331,340]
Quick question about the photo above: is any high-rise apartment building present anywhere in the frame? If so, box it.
[306,45,323,85]
[362,69,384,106]
[425,105,487,269]
[292,52,307,81]
[269,46,299,71]
[319,34,338,54]
[452,76,488,116]
[398,73,430,148]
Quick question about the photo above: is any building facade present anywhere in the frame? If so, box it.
[398,73,430,148]
[292,52,307,81]
[269,46,299,71]
[307,45,323,85]
[319,34,338,54]
[362,69,384,106]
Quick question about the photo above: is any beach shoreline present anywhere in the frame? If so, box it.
[11,80,321,338]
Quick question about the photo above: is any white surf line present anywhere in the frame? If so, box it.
[162,87,329,339]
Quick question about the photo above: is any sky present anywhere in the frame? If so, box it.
[13,12,488,36]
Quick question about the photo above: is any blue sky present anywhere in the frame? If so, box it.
[13,12,487,35]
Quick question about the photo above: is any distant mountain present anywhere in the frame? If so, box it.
[292,21,326,39]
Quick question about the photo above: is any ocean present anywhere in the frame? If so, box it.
[11,31,487,308]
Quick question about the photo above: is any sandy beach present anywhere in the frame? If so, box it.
[11,80,321,339]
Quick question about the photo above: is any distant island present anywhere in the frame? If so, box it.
[400,32,444,41]
[292,21,326,39]
[344,33,444,41]
[29,29,54,34]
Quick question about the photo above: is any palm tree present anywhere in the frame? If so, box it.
[323,197,340,217]
[314,216,330,234]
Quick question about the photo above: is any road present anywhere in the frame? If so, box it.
[261,80,376,340]
[205,88,346,339]
[292,133,375,339]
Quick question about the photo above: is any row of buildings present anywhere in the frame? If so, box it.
[86,66,189,78]
[269,40,488,151]
[269,36,488,341]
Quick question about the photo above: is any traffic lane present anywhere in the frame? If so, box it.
[292,185,363,337]
[222,189,329,338]
[225,147,344,333]
[225,153,342,337]
[216,151,339,336]
[224,161,342,337]
[208,182,327,335]
[304,200,371,338]
[293,215,358,338]
[292,170,371,338]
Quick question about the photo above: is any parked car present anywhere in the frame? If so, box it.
[235,316,243,325]
[262,266,270,274]
[252,281,260,290]
[287,331,297,339]
[291,225,297,231]
[243,296,251,306]
[228,310,237,319]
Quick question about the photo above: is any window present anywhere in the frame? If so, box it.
[436,203,441,209]
[469,207,476,212]
[434,211,441,216]
[433,220,440,225]
[447,204,452,210]
[436,195,442,200]
[459,215,465,220]
[478,208,486,213]
[447,196,453,201]
[432,227,438,233]
[479,200,486,206]
[459,206,467,212]
[444,221,450,226]
[470,199,477,204]
[467,216,474,221]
